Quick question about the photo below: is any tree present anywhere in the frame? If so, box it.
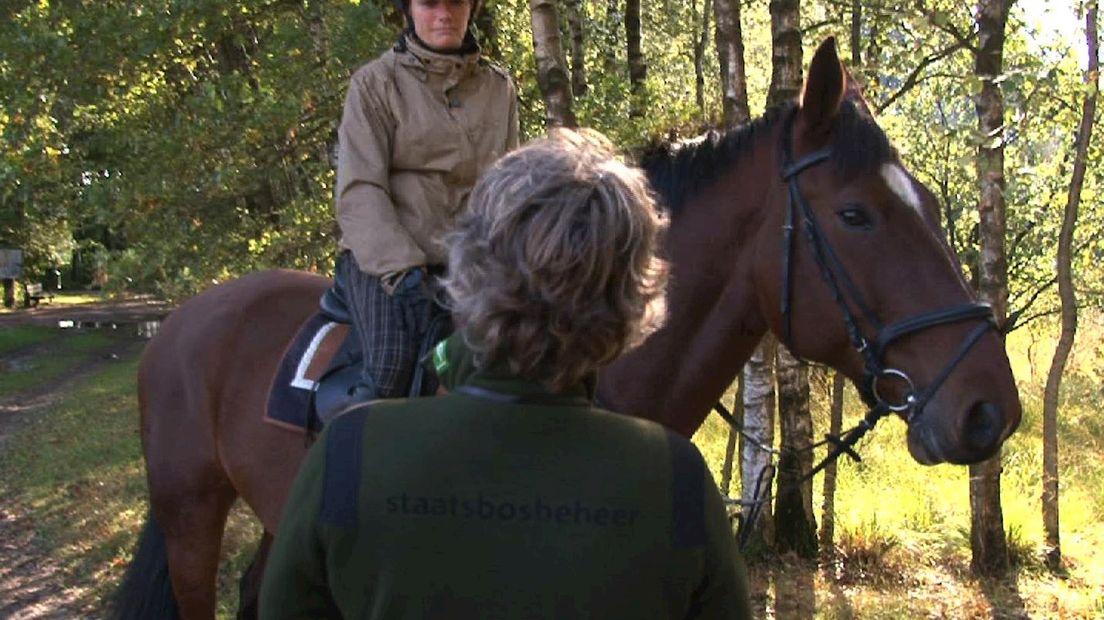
[713,0,750,127]
[769,0,804,105]
[529,0,578,128]
[626,0,647,115]
[775,346,817,557]
[1042,0,1099,572]
[564,0,588,97]
[740,336,777,550]
[819,371,846,554]
[969,0,1014,577]
[692,0,713,115]
[765,0,815,557]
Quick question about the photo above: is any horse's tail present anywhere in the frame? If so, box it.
[112,513,180,620]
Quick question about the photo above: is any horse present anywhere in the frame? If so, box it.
[114,38,1021,619]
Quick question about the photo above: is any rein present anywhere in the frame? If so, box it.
[719,111,999,548]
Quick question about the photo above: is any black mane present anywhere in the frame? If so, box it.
[640,100,897,213]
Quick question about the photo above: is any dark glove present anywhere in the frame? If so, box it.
[393,267,432,337]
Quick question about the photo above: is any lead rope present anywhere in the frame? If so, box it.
[712,397,893,550]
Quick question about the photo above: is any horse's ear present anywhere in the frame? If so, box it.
[842,65,877,118]
[800,38,845,135]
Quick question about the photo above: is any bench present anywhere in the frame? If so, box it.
[24,282,55,308]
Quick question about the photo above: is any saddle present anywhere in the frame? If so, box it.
[264,271,451,433]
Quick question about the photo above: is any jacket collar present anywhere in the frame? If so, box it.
[434,334,596,407]
[399,35,481,79]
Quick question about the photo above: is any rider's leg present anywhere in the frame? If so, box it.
[339,251,418,399]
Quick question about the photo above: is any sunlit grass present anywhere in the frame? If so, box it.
[0,289,106,314]
[691,314,1104,618]
[0,354,261,618]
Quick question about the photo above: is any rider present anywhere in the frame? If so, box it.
[334,0,518,403]
[260,130,752,619]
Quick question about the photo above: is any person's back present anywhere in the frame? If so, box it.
[264,353,749,618]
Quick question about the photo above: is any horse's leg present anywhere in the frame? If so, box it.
[151,480,238,620]
[235,532,273,620]
[142,348,239,620]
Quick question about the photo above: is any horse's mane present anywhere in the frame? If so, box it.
[641,100,897,213]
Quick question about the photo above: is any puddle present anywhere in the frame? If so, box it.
[55,320,161,339]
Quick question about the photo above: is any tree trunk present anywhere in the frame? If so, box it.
[713,0,750,127]
[603,0,620,76]
[850,0,861,67]
[775,346,816,558]
[767,0,803,107]
[564,0,588,97]
[969,0,1013,578]
[626,0,646,116]
[765,0,810,556]
[819,370,845,555]
[1042,2,1098,573]
[529,0,577,128]
[741,336,777,550]
[693,0,712,116]
[720,372,744,495]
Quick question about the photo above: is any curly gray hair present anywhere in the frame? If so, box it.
[444,129,669,392]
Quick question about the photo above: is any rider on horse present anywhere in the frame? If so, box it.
[333,0,518,404]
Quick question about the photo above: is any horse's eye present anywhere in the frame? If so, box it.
[838,206,872,230]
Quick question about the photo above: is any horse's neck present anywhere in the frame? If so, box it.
[599,153,774,436]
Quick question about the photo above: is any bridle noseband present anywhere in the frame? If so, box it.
[778,110,997,422]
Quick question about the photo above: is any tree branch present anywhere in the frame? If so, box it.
[876,41,967,113]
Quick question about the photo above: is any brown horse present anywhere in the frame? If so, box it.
[115,39,1020,619]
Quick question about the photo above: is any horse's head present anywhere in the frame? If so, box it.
[754,38,1021,465]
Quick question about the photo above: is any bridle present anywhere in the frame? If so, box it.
[778,109,996,422]
[717,111,1000,546]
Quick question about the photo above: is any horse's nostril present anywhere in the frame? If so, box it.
[964,401,1003,452]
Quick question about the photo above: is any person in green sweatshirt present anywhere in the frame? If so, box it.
[259,129,753,619]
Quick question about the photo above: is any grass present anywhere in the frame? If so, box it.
[0,352,262,618]
[1,314,1103,618]
[0,325,57,355]
[0,327,116,393]
[693,313,1104,619]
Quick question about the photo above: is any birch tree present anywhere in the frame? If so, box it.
[529,0,577,128]
[766,0,815,556]
[969,0,1014,577]
[564,0,588,97]
[1042,0,1098,572]
[741,336,777,550]
[713,0,750,127]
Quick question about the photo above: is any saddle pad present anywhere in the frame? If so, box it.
[264,313,349,432]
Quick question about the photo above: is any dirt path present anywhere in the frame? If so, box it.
[0,295,171,327]
[0,331,148,619]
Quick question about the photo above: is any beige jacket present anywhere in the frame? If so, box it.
[336,37,519,276]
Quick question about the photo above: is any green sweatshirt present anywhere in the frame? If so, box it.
[260,336,751,619]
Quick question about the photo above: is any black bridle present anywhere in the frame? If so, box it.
[778,110,996,422]
[718,112,999,546]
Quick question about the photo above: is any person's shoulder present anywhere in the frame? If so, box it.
[349,49,401,88]
[478,58,515,84]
